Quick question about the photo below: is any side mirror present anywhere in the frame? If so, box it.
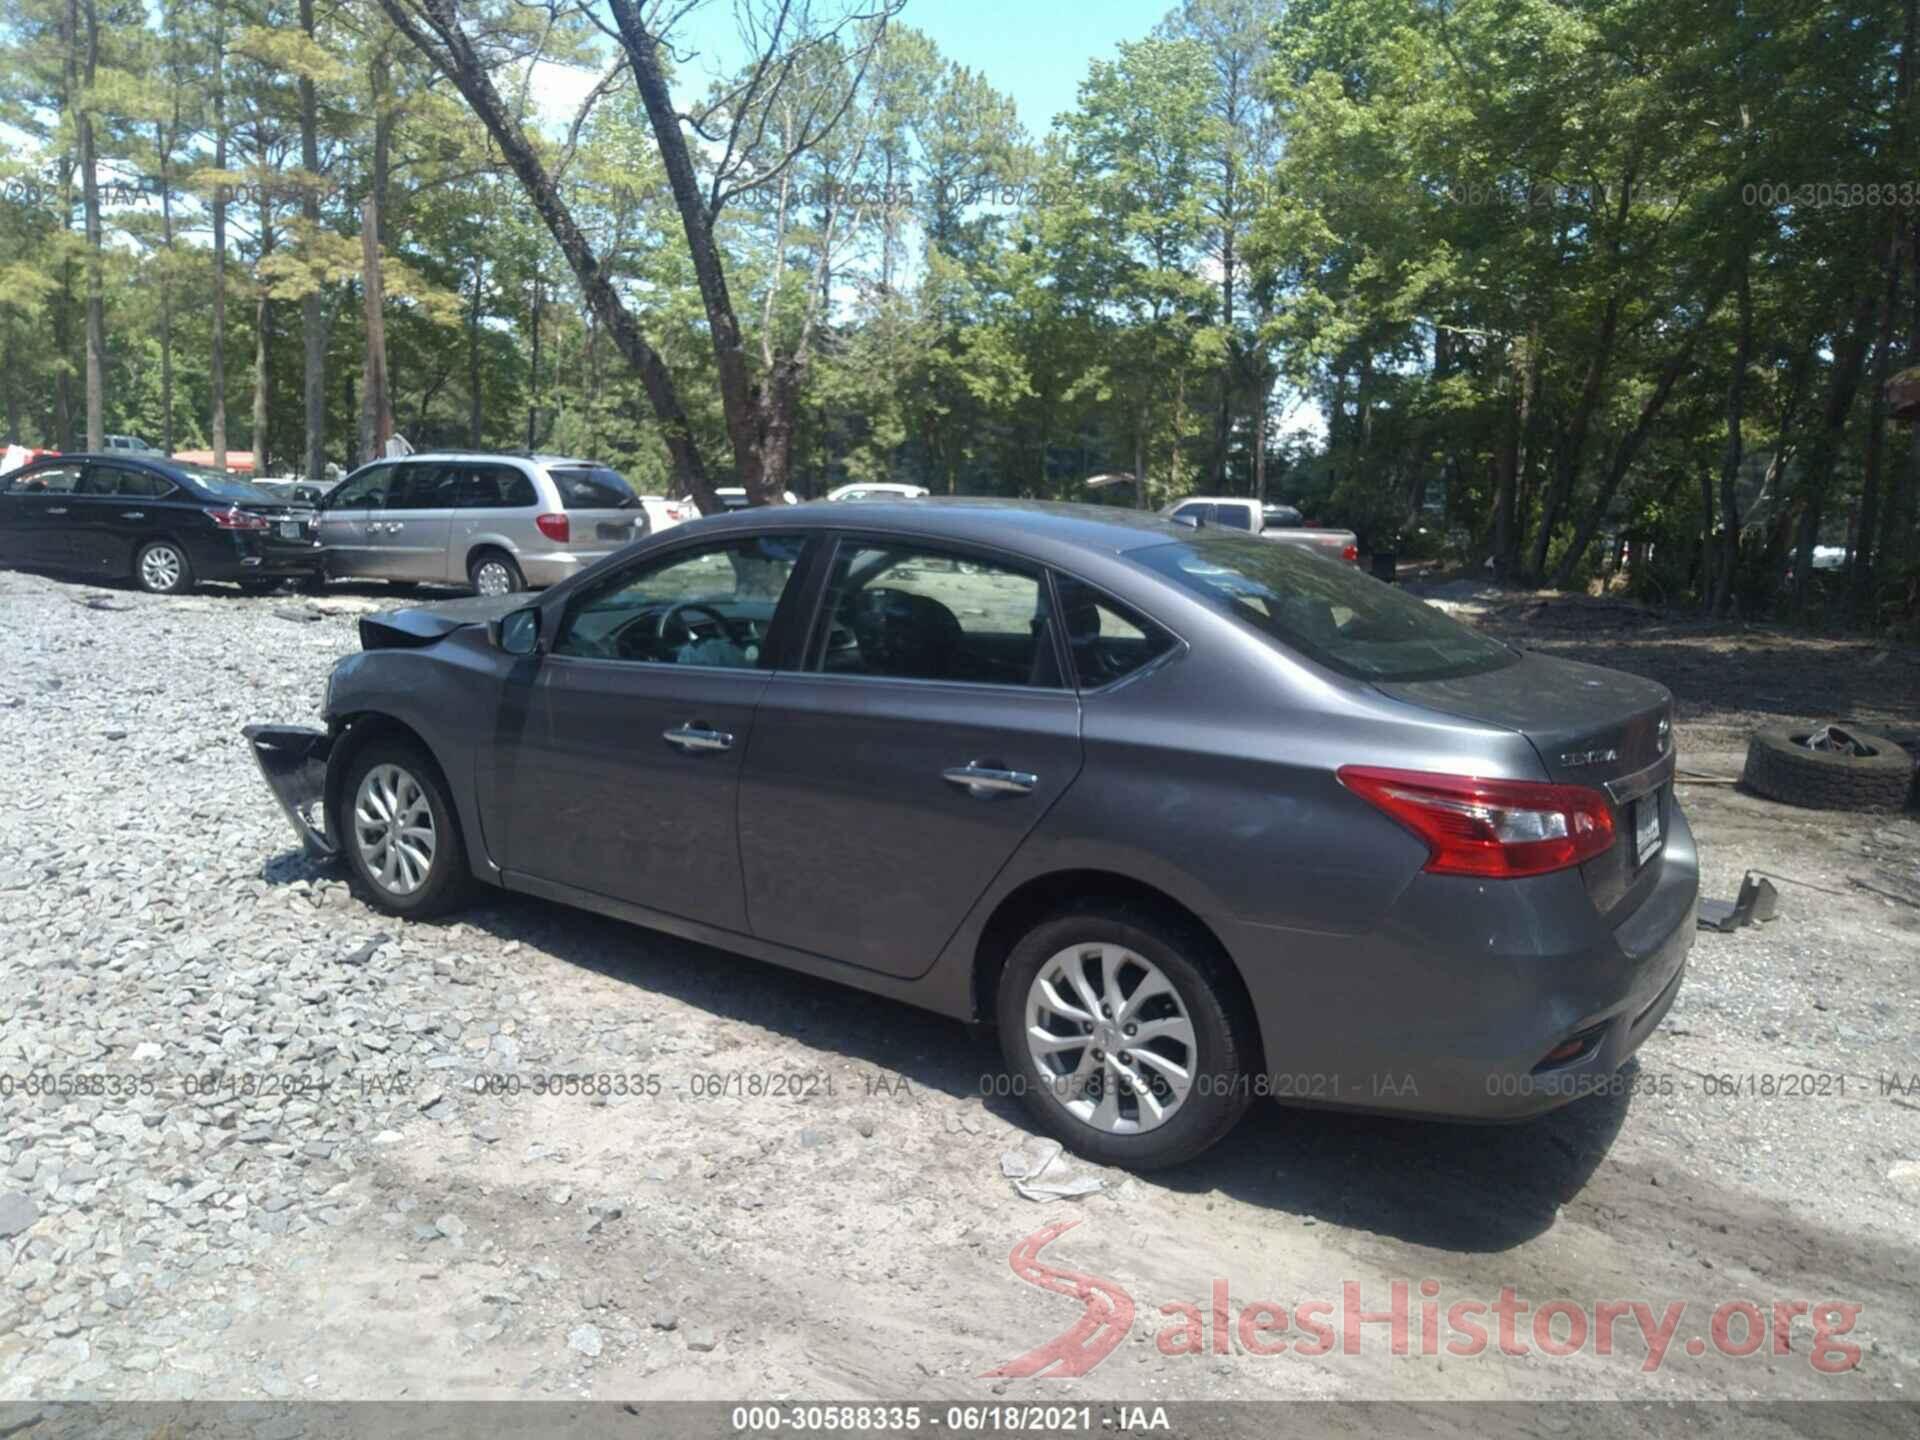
[491,605,542,656]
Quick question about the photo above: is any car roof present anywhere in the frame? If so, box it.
[681,496,1188,558]
[381,451,601,467]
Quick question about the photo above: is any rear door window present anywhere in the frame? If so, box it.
[1213,503,1253,530]
[1051,574,1178,689]
[386,463,457,511]
[550,465,638,510]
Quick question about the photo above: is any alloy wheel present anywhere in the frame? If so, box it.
[140,545,183,592]
[1024,942,1197,1134]
[352,763,437,896]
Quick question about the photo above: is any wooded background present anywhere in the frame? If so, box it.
[2,0,1916,627]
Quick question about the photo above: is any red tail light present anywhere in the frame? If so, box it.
[1337,766,1615,878]
[535,512,570,542]
[205,505,269,531]
[1341,543,1359,564]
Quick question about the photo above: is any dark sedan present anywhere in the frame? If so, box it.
[244,500,1697,1168]
[0,453,323,594]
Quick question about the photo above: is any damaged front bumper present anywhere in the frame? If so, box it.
[242,724,336,859]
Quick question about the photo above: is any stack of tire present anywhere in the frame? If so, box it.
[1742,726,1918,812]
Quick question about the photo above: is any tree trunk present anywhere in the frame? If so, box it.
[1791,285,1880,617]
[1713,261,1753,616]
[298,0,326,480]
[78,0,104,452]
[360,197,391,459]
[1530,291,1623,582]
[253,179,274,477]
[1846,261,1900,625]
[466,251,483,447]
[525,271,541,451]
[210,0,229,468]
[374,0,718,507]
[1212,228,1234,489]
[1552,280,1727,590]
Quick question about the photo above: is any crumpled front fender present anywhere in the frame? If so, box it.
[242,724,336,860]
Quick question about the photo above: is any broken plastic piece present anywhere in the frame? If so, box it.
[1698,871,1779,932]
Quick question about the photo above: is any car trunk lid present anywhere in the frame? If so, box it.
[1374,651,1675,916]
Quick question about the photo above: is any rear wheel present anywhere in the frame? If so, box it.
[996,905,1256,1170]
[469,550,525,597]
[337,738,475,919]
[135,540,193,595]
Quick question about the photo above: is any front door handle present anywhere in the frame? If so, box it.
[664,724,734,753]
[45,506,68,515]
[942,763,1038,797]
[120,511,145,519]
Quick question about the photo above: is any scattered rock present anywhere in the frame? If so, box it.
[685,1326,719,1353]
[567,1324,604,1358]
[0,1192,39,1239]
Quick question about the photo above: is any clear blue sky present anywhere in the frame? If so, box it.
[664,0,1175,138]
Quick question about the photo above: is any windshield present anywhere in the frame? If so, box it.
[1132,535,1515,682]
[181,468,282,505]
[549,465,639,510]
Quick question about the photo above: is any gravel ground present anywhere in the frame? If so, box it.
[1,567,1917,1415]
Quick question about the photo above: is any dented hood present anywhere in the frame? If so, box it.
[358,593,529,650]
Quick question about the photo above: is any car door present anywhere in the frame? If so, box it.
[0,462,86,569]
[366,462,456,581]
[737,537,1085,978]
[69,463,178,576]
[503,531,814,932]
[316,463,391,577]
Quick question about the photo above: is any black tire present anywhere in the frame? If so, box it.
[134,539,194,595]
[468,549,525,597]
[336,736,476,919]
[995,904,1257,1170]
[1742,726,1915,812]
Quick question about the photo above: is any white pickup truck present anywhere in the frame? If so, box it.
[1163,497,1360,564]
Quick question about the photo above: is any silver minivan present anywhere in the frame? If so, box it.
[316,452,646,595]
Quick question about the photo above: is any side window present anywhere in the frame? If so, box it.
[329,464,392,509]
[553,534,804,667]
[385,463,455,511]
[811,542,1062,688]
[1214,503,1253,531]
[1172,502,1211,524]
[449,464,536,509]
[1052,574,1178,689]
[9,464,82,495]
[76,466,124,496]
[119,470,177,499]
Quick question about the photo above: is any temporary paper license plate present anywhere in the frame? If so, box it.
[1634,791,1664,866]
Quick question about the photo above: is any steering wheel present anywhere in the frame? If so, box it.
[655,601,747,647]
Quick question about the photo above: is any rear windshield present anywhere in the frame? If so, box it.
[549,465,638,510]
[180,468,281,505]
[1131,535,1515,682]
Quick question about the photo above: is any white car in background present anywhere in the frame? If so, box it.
[826,482,930,501]
[1164,496,1360,565]
[639,495,698,533]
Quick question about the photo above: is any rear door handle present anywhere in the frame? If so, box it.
[664,724,734,753]
[120,511,145,519]
[942,763,1038,797]
[45,507,68,515]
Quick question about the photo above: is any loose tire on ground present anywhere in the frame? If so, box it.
[336,736,476,919]
[995,903,1257,1170]
[1741,726,1915,812]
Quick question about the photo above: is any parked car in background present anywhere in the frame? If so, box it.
[245,499,1694,1169]
[0,453,322,594]
[694,486,802,511]
[104,434,162,455]
[639,495,698,534]
[1163,495,1360,564]
[826,482,930,502]
[314,452,647,595]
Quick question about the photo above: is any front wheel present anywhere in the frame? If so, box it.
[338,738,475,919]
[996,905,1257,1170]
[135,540,194,595]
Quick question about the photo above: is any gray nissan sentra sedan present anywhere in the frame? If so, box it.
[244,500,1696,1168]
